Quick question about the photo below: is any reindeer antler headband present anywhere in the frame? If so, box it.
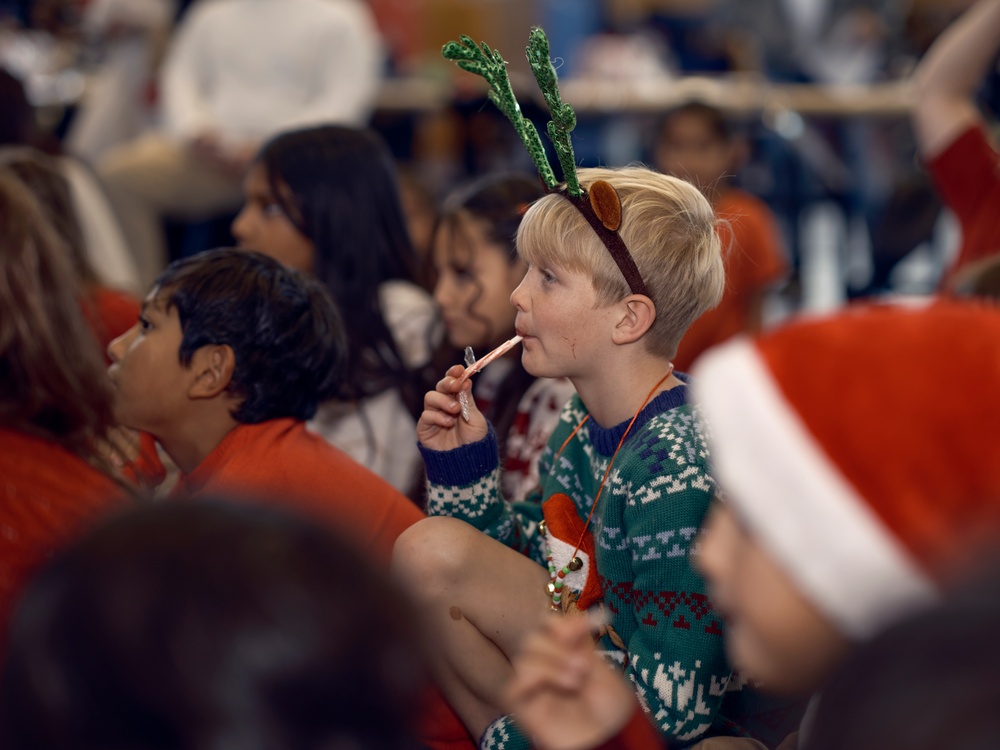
[442,28,649,298]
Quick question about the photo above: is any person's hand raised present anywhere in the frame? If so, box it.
[416,364,489,451]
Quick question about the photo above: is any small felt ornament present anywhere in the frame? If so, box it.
[540,493,603,610]
[538,369,673,612]
[589,180,622,231]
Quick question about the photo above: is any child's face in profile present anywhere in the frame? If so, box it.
[232,163,315,274]
[696,502,852,696]
[107,290,194,435]
[654,112,732,195]
[510,258,616,381]
[432,213,526,351]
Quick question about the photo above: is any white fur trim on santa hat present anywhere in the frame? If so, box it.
[692,338,937,640]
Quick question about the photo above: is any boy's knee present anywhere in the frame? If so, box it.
[391,516,482,595]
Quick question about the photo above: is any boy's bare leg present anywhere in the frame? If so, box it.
[392,516,552,737]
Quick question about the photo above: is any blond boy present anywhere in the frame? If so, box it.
[508,299,1000,750]
[394,166,787,749]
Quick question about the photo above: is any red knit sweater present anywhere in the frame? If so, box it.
[170,418,425,566]
[0,427,130,637]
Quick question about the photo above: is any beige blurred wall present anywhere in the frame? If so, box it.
[370,0,543,75]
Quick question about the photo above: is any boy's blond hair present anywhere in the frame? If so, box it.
[517,165,724,358]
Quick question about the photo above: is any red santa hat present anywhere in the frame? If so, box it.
[692,299,1000,640]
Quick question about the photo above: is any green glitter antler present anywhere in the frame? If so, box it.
[442,28,647,296]
[442,35,558,189]
[525,28,581,197]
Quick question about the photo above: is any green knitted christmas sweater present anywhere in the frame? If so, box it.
[421,384,760,749]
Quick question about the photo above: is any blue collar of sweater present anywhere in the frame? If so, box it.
[586,374,689,456]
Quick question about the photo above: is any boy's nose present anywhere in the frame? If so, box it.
[510,279,527,311]
[106,325,136,364]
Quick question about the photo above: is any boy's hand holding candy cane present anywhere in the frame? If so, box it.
[416,336,522,452]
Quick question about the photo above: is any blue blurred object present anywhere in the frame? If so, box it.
[538,0,603,78]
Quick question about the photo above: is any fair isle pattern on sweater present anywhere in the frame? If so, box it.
[421,386,747,749]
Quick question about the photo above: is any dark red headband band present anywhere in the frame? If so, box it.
[556,186,649,299]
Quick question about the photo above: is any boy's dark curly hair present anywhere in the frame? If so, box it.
[155,248,346,423]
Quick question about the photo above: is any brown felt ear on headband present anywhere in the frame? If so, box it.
[589,180,621,231]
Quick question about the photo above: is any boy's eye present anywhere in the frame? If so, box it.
[138,315,152,332]
[541,268,557,284]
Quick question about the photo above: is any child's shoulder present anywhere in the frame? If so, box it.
[612,383,713,476]
[645,398,709,439]
[377,280,438,368]
[635,379,708,439]
[551,383,711,450]
[634,400,712,464]
[608,401,717,512]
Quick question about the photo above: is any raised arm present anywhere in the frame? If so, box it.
[912,0,1000,159]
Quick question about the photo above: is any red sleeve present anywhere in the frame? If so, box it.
[928,125,997,228]
[182,421,426,568]
[414,684,476,750]
[593,704,666,750]
[929,124,1000,288]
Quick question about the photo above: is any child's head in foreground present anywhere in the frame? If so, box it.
[108,248,346,434]
[691,299,1000,697]
[0,146,97,288]
[0,499,427,750]
[515,165,724,362]
[802,555,1000,750]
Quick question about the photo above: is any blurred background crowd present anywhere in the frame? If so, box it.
[2,3,1000,747]
[1,0,996,320]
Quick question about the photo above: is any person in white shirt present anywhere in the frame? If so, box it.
[97,0,383,288]
[65,0,177,164]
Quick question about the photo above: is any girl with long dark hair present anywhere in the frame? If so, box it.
[231,124,437,495]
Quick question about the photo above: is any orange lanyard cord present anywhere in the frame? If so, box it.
[558,367,675,561]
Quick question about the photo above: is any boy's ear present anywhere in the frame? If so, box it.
[612,295,656,345]
[187,344,236,399]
